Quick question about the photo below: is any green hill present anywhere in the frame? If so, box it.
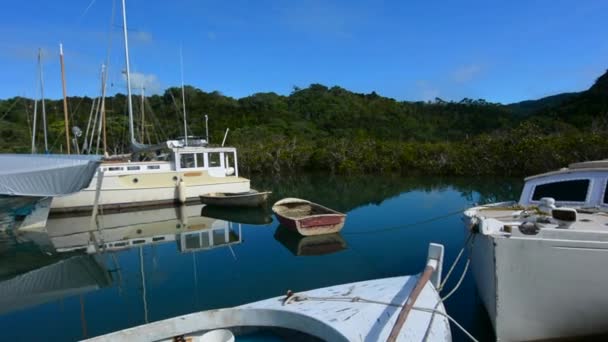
[1,70,608,176]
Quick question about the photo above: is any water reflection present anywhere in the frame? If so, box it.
[0,255,110,316]
[274,225,347,256]
[0,174,517,341]
[257,174,521,213]
[44,204,242,254]
[200,205,272,226]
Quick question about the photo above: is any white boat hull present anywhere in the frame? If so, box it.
[465,213,608,341]
[85,275,451,342]
[50,170,250,213]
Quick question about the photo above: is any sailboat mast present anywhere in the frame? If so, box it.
[121,0,136,146]
[98,64,108,155]
[180,46,188,146]
[39,48,48,152]
[59,43,71,154]
[32,69,38,153]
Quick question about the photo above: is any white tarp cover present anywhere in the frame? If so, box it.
[0,154,101,197]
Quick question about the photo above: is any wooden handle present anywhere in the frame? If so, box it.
[386,265,435,342]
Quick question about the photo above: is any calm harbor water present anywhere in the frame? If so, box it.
[0,174,522,341]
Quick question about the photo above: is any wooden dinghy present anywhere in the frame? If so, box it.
[272,198,346,236]
[199,189,271,208]
[84,243,451,342]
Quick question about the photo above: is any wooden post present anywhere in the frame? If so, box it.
[60,43,71,154]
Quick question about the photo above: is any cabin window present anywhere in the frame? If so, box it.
[208,152,221,167]
[127,166,140,171]
[180,154,196,169]
[184,234,200,249]
[108,167,123,171]
[603,181,608,204]
[213,230,227,244]
[147,165,160,170]
[532,179,590,202]
[196,153,205,168]
[225,153,234,168]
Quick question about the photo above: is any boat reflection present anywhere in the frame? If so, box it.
[200,205,272,225]
[274,225,347,256]
[0,253,110,315]
[43,204,242,254]
[0,203,244,321]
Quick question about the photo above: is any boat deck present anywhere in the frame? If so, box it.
[471,206,608,236]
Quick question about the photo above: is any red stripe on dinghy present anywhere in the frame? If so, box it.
[300,215,343,228]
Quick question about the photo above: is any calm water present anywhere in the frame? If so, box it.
[0,174,522,341]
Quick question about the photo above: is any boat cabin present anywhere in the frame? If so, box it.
[172,146,238,177]
[519,160,608,209]
[98,145,239,178]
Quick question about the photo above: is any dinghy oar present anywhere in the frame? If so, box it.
[387,243,443,342]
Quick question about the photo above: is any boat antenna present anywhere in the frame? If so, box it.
[59,43,71,154]
[121,0,136,147]
[180,45,188,146]
[205,114,209,144]
[39,48,48,153]
[221,128,229,147]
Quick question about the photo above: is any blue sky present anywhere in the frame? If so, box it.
[1,0,607,103]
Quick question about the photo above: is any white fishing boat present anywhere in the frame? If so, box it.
[84,243,451,342]
[463,160,608,341]
[50,144,250,213]
[50,0,250,213]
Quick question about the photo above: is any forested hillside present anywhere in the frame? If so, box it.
[1,70,607,176]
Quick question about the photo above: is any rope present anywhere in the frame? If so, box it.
[281,291,478,341]
[438,232,473,291]
[345,208,466,236]
[423,233,477,341]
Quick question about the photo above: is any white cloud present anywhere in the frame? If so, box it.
[452,64,482,83]
[123,71,161,93]
[0,45,51,62]
[416,80,440,101]
[279,0,369,39]
[131,30,153,44]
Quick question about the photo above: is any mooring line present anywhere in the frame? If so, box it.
[343,208,466,236]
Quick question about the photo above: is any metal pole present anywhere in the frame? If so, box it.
[180,46,188,146]
[140,86,145,142]
[59,43,71,154]
[221,128,229,147]
[100,64,108,155]
[32,95,38,153]
[205,114,209,144]
[39,48,48,152]
[121,0,136,146]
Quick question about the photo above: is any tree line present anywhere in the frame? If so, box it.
[1,70,607,176]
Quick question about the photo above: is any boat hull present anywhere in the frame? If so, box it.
[84,275,451,342]
[199,190,270,208]
[51,170,250,213]
[276,213,345,236]
[465,213,608,341]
